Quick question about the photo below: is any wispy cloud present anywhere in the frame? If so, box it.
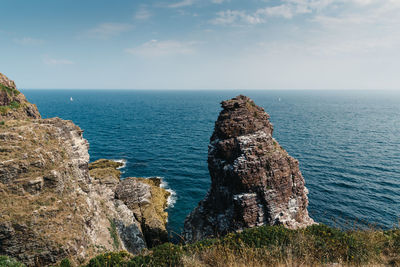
[126,40,197,57]
[168,0,196,8]
[211,0,231,3]
[211,4,310,25]
[212,0,400,25]
[211,10,264,25]
[135,7,151,20]
[13,37,44,45]
[85,23,133,39]
[43,56,74,65]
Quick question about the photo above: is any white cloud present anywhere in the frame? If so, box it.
[13,37,44,45]
[135,8,151,20]
[211,0,230,3]
[86,23,133,39]
[168,0,195,8]
[126,40,197,57]
[211,10,265,25]
[43,57,74,65]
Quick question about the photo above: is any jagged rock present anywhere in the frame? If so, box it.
[183,95,315,243]
[0,72,40,120]
[0,79,151,266]
[115,177,170,247]
[89,160,171,247]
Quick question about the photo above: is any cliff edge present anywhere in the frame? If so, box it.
[183,95,315,242]
[0,73,169,266]
[0,73,40,121]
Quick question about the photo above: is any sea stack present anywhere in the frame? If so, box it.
[183,95,315,242]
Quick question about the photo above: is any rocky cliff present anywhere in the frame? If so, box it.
[0,73,40,121]
[183,95,315,242]
[0,73,169,266]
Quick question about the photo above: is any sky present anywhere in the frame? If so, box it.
[0,0,399,90]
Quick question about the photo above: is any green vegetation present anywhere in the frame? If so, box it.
[0,121,5,126]
[108,218,121,250]
[4,224,400,266]
[89,159,124,170]
[82,224,400,266]
[0,256,25,267]
[58,258,72,267]
[0,101,21,115]
[9,101,21,109]
[0,84,20,97]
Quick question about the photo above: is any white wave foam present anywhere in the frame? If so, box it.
[159,178,177,208]
[112,159,127,173]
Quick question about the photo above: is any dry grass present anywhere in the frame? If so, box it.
[81,224,400,267]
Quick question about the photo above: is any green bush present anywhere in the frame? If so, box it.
[0,256,25,267]
[85,251,131,267]
[108,218,120,250]
[81,224,400,266]
[9,101,20,109]
[59,258,72,267]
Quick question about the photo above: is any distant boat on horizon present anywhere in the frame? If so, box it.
[70,97,73,102]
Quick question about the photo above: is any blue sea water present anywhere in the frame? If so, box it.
[22,89,400,234]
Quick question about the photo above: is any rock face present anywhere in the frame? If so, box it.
[116,177,170,248]
[0,73,170,266]
[0,73,41,120]
[183,95,315,243]
[90,162,171,248]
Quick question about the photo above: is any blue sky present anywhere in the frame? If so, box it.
[0,0,399,89]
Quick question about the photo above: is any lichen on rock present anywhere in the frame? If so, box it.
[183,95,315,243]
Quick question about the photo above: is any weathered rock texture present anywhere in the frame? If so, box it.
[0,73,41,120]
[116,177,170,247]
[0,73,169,266]
[183,95,315,243]
[90,162,170,248]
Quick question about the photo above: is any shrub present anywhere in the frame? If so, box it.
[108,218,120,250]
[9,101,20,109]
[0,256,25,267]
[58,258,72,267]
[85,251,131,267]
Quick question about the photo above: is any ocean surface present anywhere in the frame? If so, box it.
[22,89,400,235]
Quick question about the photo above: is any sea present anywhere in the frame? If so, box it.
[22,89,400,235]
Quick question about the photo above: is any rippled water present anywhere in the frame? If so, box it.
[23,90,400,234]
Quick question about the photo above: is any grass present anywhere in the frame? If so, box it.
[4,223,400,266]
[0,84,22,115]
[108,218,121,250]
[0,84,20,96]
[47,224,400,266]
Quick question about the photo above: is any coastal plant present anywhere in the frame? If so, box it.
[85,251,131,267]
[108,218,120,250]
[0,256,25,267]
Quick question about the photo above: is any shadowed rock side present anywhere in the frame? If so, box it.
[0,73,40,120]
[183,95,315,243]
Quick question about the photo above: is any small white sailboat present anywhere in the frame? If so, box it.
[70,97,73,102]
